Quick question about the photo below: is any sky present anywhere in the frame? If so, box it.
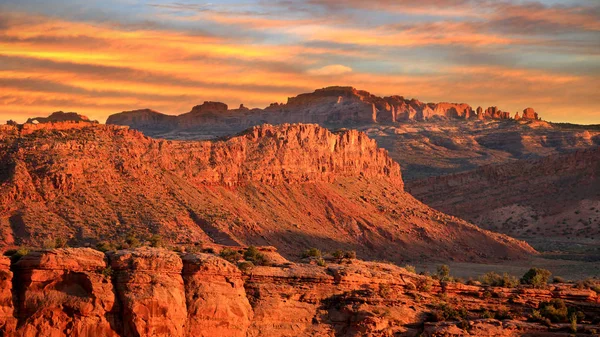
[0,0,599,124]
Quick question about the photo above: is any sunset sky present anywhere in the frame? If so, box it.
[1,0,599,124]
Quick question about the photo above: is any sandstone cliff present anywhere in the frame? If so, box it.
[105,86,533,139]
[0,247,598,337]
[0,122,533,262]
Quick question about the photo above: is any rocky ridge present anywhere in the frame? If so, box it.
[0,247,598,337]
[0,122,533,262]
[105,86,541,139]
[25,111,97,124]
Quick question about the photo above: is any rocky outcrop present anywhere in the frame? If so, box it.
[105,86,538,139]
[182,253,252,336]
[26,111,97,124]
[0,122,536,262]
[12,248,120,337]
[0,256,16,334]
[522,107,539,120]
[0,247,598,337]
[109,248,186,337]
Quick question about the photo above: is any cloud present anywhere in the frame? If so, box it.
[307,64,353,76]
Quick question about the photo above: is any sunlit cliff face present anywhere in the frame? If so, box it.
[0,0,598,124]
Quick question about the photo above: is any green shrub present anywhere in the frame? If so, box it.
[479,272,519,288]
[521,268,552,288]
[316,257,326,267]
[416,277,433,292]
[237,261,254,272]
[149,234,163,248]
[95,241,116,253]
[343,250,356,259]
[100,266,113,278]
[219,248,242,263]
[436,265,450,281]
[431,303,468,322]
[332,249,344,259]
[243,246,269,266]
[481,310,494,319]
[302,247,322,259]
[43,237,68,249]
[125,234,141,249]
[403,265,416,273]
[7,247,30,263]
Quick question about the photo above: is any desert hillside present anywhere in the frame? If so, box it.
[407,148,600,256]
[0,122,533,262]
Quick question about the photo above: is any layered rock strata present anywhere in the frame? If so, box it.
[0,248,598,337]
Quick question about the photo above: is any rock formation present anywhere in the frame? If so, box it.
[0,247,598,337]
[521,107,539,120]
[0,122,534,262]
[25,111,97,124]
[106,86,535,139]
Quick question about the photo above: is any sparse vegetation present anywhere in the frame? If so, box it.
[237,261,255,272]
[95,241,116,253]
[436,264,450,282]
[100,266,113,278]
[219,248,242,263]
[5,247,30,263]
[521,268,552,288]
[149,234,163,248]
[403,264,416,273]
[42,237,68,249]
[243,246,269,266]
[431,302,468,322]
[302,247,322,259]
[479,271,519,288]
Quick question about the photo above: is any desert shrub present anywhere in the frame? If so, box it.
[43,237,68,249]
[124,234,141,249]
[379,283,392,297]
[479,272,519,288]
[7,247,30,263]
[316,257,326,267]
[243,246,269,266]
[237,261,254,272]
[95,241,116,253]
[302,247,322,259]
[436,265,450,282]
[332,249,344,259]
[343,250,357,259]
[100,266,113,278]
[481,310,494,319]
[219,248,242,263]
[521,268,552,288]
[403,265,416,273]
[535,299,583,324]
[495,308,513,320]
[431,303,468,322]
[553,276,567,283]
[203,247,215,254]
[149,234,163,248]
[416,277,433,292]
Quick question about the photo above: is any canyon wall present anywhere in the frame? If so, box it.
[0,122,534,263]
[1,248,599,337]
